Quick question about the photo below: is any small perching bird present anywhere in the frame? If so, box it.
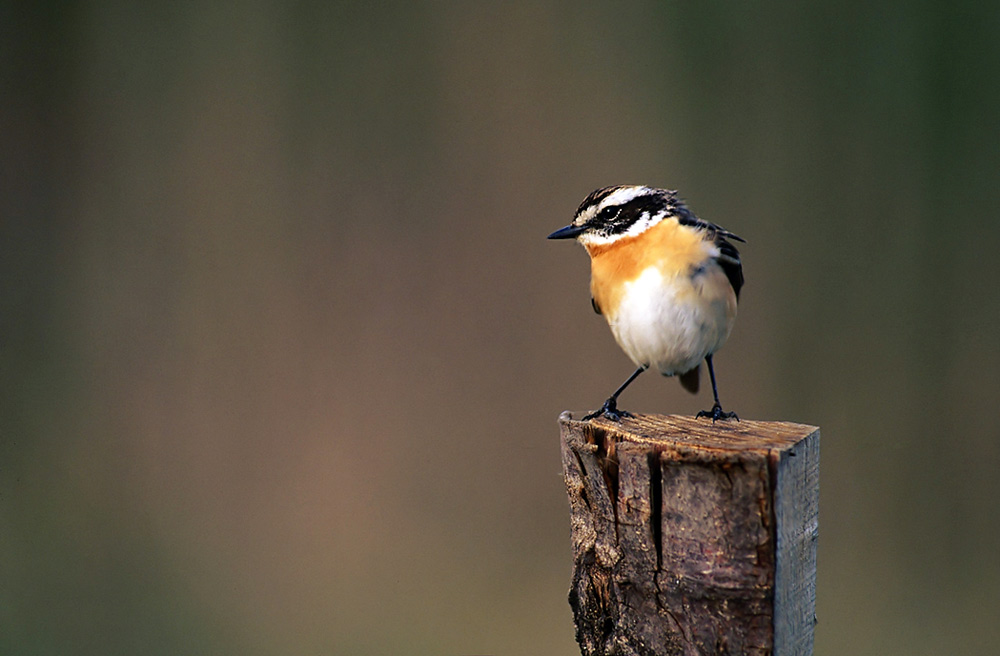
[548,185,744,422]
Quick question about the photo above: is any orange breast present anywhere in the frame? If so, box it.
[586,218,708,318]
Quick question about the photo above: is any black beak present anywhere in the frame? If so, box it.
[547,224,586,240]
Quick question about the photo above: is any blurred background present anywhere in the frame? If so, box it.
[3,2,999,654]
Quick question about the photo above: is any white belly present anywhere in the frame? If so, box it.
[608,265,736,375]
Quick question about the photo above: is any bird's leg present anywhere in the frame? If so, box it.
[696,354,739,422]
[584,366,647,421]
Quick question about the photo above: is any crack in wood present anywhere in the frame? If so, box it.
[647,449,663,573]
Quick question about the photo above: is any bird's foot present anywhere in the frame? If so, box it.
[583,398,633,422]
[696,403,739,422]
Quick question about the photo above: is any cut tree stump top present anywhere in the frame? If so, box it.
[559,410,815,454]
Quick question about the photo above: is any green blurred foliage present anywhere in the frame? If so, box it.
[3,2,999,654]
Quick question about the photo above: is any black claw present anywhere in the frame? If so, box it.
[583,398,633,422]
[696,403,739,422]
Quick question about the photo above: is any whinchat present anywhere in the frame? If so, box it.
[548,185,744,422]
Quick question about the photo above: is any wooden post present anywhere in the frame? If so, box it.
[560,412,819,656]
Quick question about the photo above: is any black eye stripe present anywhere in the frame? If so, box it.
[591,193,670,235]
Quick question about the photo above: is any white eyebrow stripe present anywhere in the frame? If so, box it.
[596,186,654,210]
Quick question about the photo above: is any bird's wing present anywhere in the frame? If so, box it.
[675,203,744,300]
[715,236,744,300]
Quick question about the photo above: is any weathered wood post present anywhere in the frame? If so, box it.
[560,412,819,656]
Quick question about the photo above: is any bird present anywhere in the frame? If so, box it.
[548,185,744,422]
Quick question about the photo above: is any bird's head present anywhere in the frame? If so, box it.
[547,185,677,248]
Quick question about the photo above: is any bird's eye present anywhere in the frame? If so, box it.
[598,207,619,221]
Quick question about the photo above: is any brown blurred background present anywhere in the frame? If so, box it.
[3,3,999,655]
